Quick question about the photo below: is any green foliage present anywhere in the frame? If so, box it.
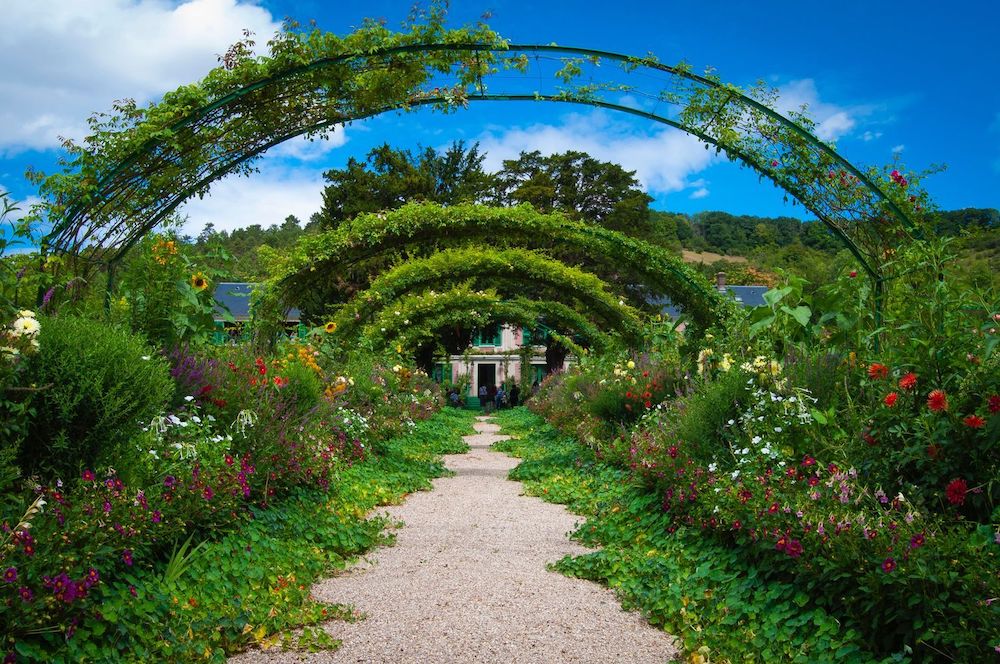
[19,315,173,481]
[492,409,897,663]
[117,233,234,347]
[328,246,646,347]
[270,202,723,330]
[317,141,496,229]
[1,407,475,662]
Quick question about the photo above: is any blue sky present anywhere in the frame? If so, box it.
[1,0,997,238]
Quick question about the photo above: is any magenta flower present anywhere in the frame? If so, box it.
[17,586,33,602]
[2,567,16,583]
[882,557,897,573]
[82,469,96,482]
[122,549,133,567]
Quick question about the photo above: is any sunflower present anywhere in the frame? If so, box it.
[324,321,337,334]
[191,272,209,291]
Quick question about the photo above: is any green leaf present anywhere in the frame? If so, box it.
[780,304,812,327]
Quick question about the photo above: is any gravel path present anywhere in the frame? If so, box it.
[230,416,678,663]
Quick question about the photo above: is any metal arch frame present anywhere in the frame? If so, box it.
[44,40,913,312]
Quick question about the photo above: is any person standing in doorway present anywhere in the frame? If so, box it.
[478,383,488,410]
[509,382,520,407]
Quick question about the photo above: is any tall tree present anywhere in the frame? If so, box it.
[316,141,496,229]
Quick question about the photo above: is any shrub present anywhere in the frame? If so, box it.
[19,315,172,481]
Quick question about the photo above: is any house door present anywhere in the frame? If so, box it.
[477,363,496,394]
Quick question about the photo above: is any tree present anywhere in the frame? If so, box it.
[315,141,496,229]
[495,150,653,235]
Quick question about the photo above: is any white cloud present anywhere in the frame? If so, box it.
[892,144,905,154]
[861,130,883,142]
[267,130,349,161]
[0,0,280,152]
[177,160,326,235]
[476,110,715,195]
[689,188,709,200]
[772,79,867,142]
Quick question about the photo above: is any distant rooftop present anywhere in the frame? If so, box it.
[213,282,300,322]
[650,284,770,318]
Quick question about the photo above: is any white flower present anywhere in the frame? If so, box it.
[11,316,40,337]
[184,395,195,402]
[774,427,783,433]
[141,355,151,361]
[191,415,201,424]
[18,310,35,318]
[167,414,182,425]
[731,469,740,479]
[751,435,762,445]
[708,463,717,472]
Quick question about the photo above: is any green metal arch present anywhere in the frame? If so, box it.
[41,37,916,310]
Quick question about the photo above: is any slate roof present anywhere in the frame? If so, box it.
[213,282,300,322]
[651,285,770,318]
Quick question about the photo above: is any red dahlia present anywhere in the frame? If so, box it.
[945,478,968,505]
[963,414,985,429]
[988,395,1000,414]
[867,363,889,380]
[883,392,899,407]
[927,389,948,412]
[898,372,917,390]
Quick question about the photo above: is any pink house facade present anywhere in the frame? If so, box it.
[437,323,568,400]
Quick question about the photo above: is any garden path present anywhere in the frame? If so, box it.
[230,416,678,663]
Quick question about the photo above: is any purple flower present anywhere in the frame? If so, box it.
[122,549,133,567]
[151,510,162,523]
[163,475,177,489]
[3,567,16,583]
[202,486,214,501]
[17,586,33,602]
[84,568,99,588]
[41,286,55,309]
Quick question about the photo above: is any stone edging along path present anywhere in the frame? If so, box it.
[230,416,678,663]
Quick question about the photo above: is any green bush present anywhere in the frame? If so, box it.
[19,315,173,481]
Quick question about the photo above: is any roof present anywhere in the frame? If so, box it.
[213,282,300,322]
[726,286,769,308]
[650,285,770,318]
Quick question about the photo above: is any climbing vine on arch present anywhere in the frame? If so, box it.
[269,202,729,328]
[322,246,645,348]
[358,285,613,354]
[30,0,932,320]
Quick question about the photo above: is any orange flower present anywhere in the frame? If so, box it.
[898,372,917,390]
[927,389,948,413]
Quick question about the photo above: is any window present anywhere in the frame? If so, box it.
[431,363,452,383]
[474,323,502,347]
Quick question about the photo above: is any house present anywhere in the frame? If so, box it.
[211,282,303,342]
[435,322,555,406]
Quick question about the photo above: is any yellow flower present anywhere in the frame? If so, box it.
[627,360,636,369]
[324,321,337,334]
[191,273,209,291]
